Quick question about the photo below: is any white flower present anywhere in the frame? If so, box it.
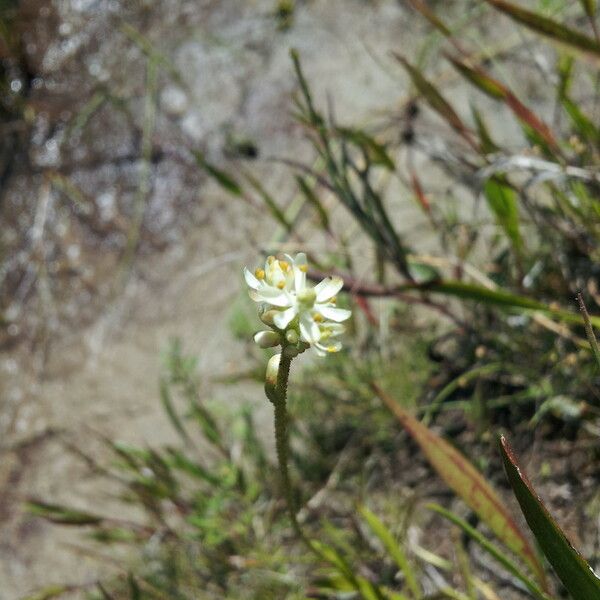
[245,253,351,355]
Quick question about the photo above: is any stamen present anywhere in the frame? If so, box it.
[330,296,337,305]
[299,264,308,273]
[279,260,289,271]
[267,255,275,265]
[255,268,265,280]
[327,345,338,352]
[313,313,324,322]
[277,281,285,289]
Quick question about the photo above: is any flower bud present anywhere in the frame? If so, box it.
[253,330,280,348]
[285,329,299,344]
[283,345,299,358]
[265,353,281,387]
[259,309,280,326]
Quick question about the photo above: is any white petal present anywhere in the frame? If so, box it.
[325,323,345,336]
[315,276,344,302]
[273,306,297,329]
[293,253,307,291]
[294,252,307,266]
[253,288,293,307]
[244,267,260,290]
[315,341,342,354]
[299,312,321,344]
[313,345,327,357]
[319,306,352,322]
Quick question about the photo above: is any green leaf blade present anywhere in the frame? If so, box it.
[374,386,547,590]
[500,436,600,599]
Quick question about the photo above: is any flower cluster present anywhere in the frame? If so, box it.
[244,253,351,358]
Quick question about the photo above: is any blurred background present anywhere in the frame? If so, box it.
[1,1,600,599]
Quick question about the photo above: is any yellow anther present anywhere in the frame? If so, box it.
[255,268,265,280]
[313,313,324,323]
[299,264,308,273]
[327,345,338,353]
[330,296,337,305]
[277,281,285,289]
[267,255,276,265]
[279,260,289,271]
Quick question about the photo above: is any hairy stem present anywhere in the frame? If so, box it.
[269,350,317,551]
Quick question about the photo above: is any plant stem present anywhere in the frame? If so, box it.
[269,350,318,552]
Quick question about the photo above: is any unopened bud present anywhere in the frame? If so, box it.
[259,310,279,326]
[283,345,299,358]
[254,330,280,348]
[285,330,299,344]
[265,353,281,387]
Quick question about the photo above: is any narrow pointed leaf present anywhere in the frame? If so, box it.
[394,54,476,147]
[446,55,558,149]
[485,0,600,64]
[25,500,103,525]
[373,385,547,589]
[359,505,422,599]
[500,436,600,599]
[21,586,73,600]
[428,504,552,600]
[483,177,523,251]
[193,151,243,196]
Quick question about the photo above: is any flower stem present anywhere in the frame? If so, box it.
[269,351,315,550]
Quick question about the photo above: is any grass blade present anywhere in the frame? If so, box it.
[359,505,422,599]
[394,54,476,148]
[500,436,600,599]
[577,292,600,368]
[193,151,243,197]
[428,503,552,600]
[485,0,600,64]
[483,177,523,252]
[446,55,558,150]
[26,500,103,526]
[373,385,547,590]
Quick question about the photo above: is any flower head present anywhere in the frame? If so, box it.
[244,253,351,356]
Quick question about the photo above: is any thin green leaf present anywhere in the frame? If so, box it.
[192,151,243,196]
[394,54,476,146]
[485,0,600,64]
[20,586,73,600]
[373,385,547,590]
[336,127,395,170]
[484,177,523,251]
[580,0,597,18]
[471,105,500,154]
[405,280,600,328]
[500,436,600,599]
[296,175,330,230]
[165,447,221,486]
[159,378,190,443]
[359,505,422,599]
[25,500,103,526]
[128,573,142,600]
[313,540,386,600]
[406,0,452,36]
[577,292,600,369]
[428,504,553,600]
[446,55,558,149]
[244,171,292,231]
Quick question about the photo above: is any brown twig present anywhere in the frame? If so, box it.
[307,268,466,328]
